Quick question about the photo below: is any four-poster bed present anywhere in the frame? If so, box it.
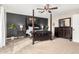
[32,9,52,44]
[32,4,58,44]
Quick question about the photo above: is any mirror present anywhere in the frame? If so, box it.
[59,17,71,27]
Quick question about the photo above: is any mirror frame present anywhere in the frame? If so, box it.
[59,17,71,27]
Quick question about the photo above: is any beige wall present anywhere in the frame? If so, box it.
[48,12,74,36]
[53,14,72,27]
[52,9,79,27]
[3,4,49,18]
[47,9,79,36]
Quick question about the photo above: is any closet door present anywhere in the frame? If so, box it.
[72,14,79,42]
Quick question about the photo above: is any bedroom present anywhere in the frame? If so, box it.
[0,4,79,53]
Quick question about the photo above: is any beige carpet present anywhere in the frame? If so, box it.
[0,37,32,54]
[15,38,79,54]
[0,38,79,54]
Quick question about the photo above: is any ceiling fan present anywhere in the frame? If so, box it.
[37,4,58,13]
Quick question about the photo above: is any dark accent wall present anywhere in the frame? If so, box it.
[7,13,48,37]
[26,16,48,30]
[7,13,26,37]
[36,18,48,26]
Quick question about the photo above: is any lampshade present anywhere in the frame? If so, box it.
[19,24,23,31]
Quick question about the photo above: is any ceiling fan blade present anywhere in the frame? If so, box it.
[37,8,44,10]
[38,10,45,13]
[48,11,51,13]
[49,7,58,10]
[40,11,45,13]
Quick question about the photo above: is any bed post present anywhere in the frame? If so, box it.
[32,9,35,44]
[50,13,52,32]
[50,13,52,40]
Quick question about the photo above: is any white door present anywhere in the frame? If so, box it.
[72,14,79,42]
[0,6,6,47]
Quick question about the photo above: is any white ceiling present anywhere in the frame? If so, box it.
[3,4,79,18]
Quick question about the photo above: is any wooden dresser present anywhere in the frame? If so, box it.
[55,27,72,41]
